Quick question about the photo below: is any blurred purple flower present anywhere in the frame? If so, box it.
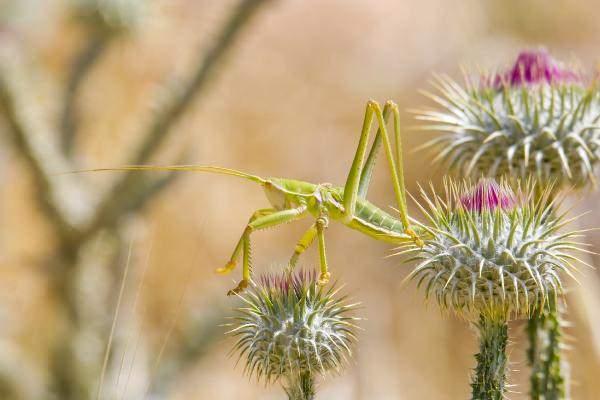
[490,49,580,87]
[460,179,515,212]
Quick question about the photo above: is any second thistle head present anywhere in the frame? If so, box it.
[403,178,585,320]
[227,270,359,386]
[416,49,600,190]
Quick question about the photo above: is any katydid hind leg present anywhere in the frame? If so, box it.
[372,101,423,246]
[343,101,377,219]
[344,100,422,246]
[357,103,391,198]
[343,100,404,218]
[371,101,409,230]
[388,103,423,246]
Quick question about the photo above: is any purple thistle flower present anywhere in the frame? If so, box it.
[493,49,580,87]
[259,269,318,296]
[459,179,515,212]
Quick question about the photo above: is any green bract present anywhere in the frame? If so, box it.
[403,179,585,319]
[227,271,359,385]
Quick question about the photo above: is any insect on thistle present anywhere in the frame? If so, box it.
[74,100,423,295]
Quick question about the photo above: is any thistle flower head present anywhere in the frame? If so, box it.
[492,49,581,87]
[459,179,515,212]
[417,50,600,189]
[228,270,359,384]
[403,178,584,320]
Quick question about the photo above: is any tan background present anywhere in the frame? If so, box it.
[2,0,600,398]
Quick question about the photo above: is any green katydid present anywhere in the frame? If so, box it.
[75,100,423,295]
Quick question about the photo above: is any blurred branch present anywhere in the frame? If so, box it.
[96,150,189,231]
[131,0,270,165]
[95,171,180,234]
[0,340,45,400]
[84,0,272,238]
[118,171,180,215]
[0,55,94,239]
[0,2,274,398]
[60,32,111,155]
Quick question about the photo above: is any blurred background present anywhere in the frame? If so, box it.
[1,0,600,399]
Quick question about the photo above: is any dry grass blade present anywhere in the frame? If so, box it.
[96,243,134,400]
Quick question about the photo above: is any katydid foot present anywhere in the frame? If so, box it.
[405,228,424,248]
[227,279,249,296]
[317,271,331,286]
[215,261,236,274]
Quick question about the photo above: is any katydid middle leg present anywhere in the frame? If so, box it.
[315,215,330,285]
[286,214,331,284]
[288,223,318,270]
[224,204,308,295]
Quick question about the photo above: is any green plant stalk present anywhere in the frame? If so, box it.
[471,313,508,400]
[528,306,567,400]
[283,371,315,400]
[527,195,568,400]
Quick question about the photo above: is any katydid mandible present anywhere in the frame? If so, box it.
[75,100,423,295]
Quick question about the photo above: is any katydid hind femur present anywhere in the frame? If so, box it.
[71,100,423,294]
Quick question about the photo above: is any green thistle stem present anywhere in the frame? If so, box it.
[527,199,568,400]
[527,306,567,400]
[471,313,508,400]
[283,371,315,400]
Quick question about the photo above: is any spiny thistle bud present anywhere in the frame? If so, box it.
[403,178,585,320]
[227,270,359,399]
[416,49,600,189]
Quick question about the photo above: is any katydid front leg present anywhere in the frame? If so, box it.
[224,204,308,295]
[216,208,274,275]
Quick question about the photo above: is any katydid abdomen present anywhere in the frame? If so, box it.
[350,198,410,243]
[325,187,410,244]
